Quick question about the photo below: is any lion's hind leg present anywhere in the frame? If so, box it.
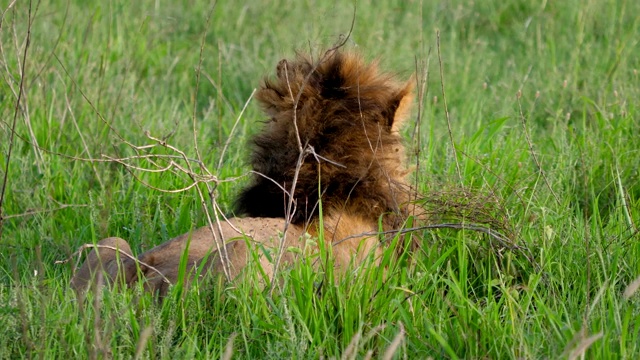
[70,237,139,294]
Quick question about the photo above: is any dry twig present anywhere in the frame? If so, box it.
[436,30,462,184]
[268,6,358,294]
[0,0,34,239]
[517,91,561,205]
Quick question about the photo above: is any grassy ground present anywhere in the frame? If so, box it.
[1,0,639,358]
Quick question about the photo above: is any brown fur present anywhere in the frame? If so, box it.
[70,50,416,297]
[236,51,414,229]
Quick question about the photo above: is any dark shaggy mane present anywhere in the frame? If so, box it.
[235,50,414,229]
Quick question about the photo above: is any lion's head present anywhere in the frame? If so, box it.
[236,50,414,229]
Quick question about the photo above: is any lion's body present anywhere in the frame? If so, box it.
[71,50,416,296]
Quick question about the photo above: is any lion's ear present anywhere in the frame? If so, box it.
[389,79,414,132]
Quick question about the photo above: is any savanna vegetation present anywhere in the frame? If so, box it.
[1,0,639,358]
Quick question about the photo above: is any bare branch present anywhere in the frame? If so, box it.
[217,88,256,172]
[186,1,234,281]
[3,202,90,220]
[63,77,105,189]
[517,93,561,205]
[53,53,131,147]
[0,0,34,239]
[269,18,357,293]
[436,30,462,184]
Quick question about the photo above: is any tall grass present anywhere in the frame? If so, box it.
[1,0,639,358]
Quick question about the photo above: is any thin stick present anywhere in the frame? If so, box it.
[269,7,358,294]
[576,142,591,329]
[411,51,430,211]
[191,1,218,167]
[53,53,129,145]
[517,94,561,205]
[141,131,232,281]
[436,30,462,184]
[3,202,89,220]
[217,88,256,172]
[9,2,43,170]
[189,1,232,281]
[63,82,105,189]
[0,117,236,172]
[332,222,536,269]
[217,40,223,145]
[0,0,33,239]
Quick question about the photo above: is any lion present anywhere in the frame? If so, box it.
[70,49,417,297]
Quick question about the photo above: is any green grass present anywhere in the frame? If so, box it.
[1,0,639,358]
